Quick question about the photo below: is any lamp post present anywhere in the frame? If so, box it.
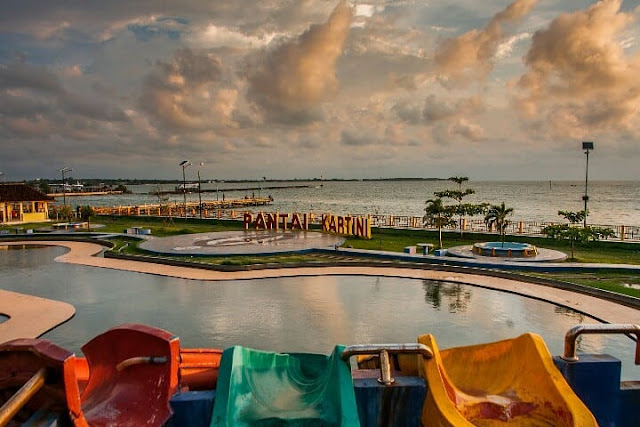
[58,167,72,206]
[198,162,204,219]
[179,160,191,219]
[260,176,266,198]
[582,141,594,228]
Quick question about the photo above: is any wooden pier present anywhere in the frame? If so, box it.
[92,197,272,219]
[48,191,123,198]
[152,184,314,195]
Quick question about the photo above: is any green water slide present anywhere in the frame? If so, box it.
[210,345,360,426]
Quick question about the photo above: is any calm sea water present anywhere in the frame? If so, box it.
[0,246,637,380]
[73,180,640,226]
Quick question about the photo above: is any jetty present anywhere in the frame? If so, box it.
[152,184,314,195]
[48,190,123,198]
[92,197,272,218]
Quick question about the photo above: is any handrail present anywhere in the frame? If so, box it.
[116,356,168,372]
[0,367,46,427]
[341,343,433,385]
[562,324,640,364]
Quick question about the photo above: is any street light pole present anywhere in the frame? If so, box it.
[58,167,72,206]
[582,142,594,228]
[179,160,191,220]
[198,162,204,219]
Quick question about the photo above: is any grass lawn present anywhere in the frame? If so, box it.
[525,271,640,299]
[343,227,640,265]
[94,215,245,236]
[3,216,639,265]
[3,215,639,299]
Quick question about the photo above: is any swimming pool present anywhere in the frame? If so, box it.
[0,245,636,379]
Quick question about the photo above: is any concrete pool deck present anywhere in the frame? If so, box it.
[0,289,75,343]
[0,239,637,345]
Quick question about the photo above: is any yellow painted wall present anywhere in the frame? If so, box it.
[22,212,48,222]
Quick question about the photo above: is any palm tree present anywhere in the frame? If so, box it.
[484,202,514,246]
[423,198,455,249]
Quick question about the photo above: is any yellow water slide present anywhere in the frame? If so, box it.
[417,333,597,426]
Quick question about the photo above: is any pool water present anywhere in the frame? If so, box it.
[473,241,538,257]
[0,245,636,380]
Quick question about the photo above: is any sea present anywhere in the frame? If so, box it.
[72,180,640,227]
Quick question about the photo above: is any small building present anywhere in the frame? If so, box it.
[0,183,54,224]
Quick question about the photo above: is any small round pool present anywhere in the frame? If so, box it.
[473,241,538,258]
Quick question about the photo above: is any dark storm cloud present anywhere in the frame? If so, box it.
[0,60,127,125]
[341,129,376,146]
[0,60,61,92]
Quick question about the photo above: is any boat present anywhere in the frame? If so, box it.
[0,323,637,426]
[175,183,200,192]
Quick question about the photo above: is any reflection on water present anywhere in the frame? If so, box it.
[0,245,637,380]
[423,280,472,313]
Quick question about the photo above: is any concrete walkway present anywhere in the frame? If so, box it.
[0,289,75,343]
[2,241,638,328]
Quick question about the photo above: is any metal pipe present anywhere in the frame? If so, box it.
[562,324,640,363]
[341,343,433,386]
[116,356,168,372]
[0,367,46,427]
[378,349,393,385]
[341,343,433,360]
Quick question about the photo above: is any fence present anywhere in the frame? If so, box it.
[93,206,640,243]
[366,215,640,242]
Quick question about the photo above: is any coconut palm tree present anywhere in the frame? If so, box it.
[423,198,455,249]
[484,202,514,246]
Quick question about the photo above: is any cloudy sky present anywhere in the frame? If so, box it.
[1,0,639,180]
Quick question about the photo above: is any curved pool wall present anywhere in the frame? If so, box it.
[0,245,636,380]
[473,241,538,257]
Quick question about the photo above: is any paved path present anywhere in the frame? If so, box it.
[140,231,344,255]
[0,289,75,343]
[2,241,638,328]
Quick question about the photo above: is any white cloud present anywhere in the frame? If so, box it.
[495,32,530,59]
[188,24,278,49]
[355,4,376,18]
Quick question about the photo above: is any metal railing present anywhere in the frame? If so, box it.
[341,343,433,385]
[562,324,640,364]
[90,207,640,242]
